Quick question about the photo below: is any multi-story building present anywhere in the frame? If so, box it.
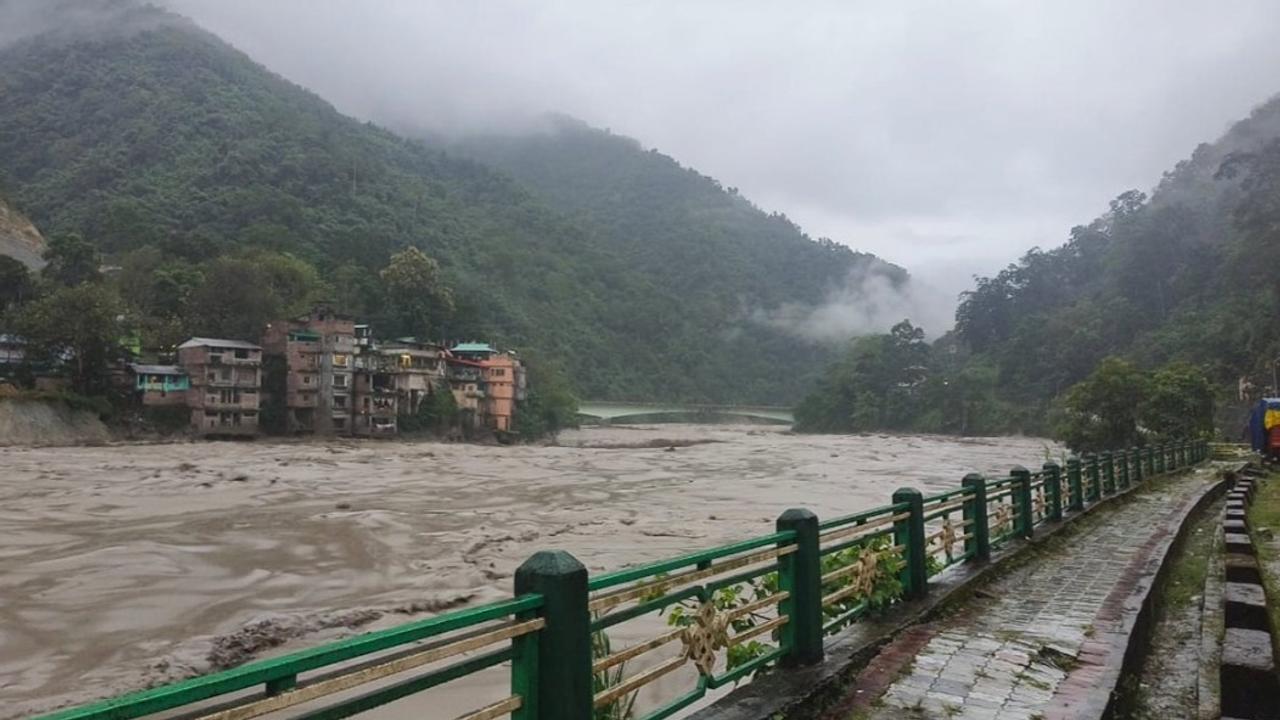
[178,338,262,435]
[479,353,520,432]
[352,350,398,437]
[129,364,190,406]
[448,343,525,432]
[381,338,446,415]
[262,304,355,436]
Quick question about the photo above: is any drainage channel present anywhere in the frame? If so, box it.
[1118,489,1224,720]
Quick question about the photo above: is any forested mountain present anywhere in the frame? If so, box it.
[450,116,902,327]
[797,95,1280,437]
[0,3,901,404]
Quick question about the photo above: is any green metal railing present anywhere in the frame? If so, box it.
[36,440,1210,720]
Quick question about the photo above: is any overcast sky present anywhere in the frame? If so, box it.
[163,0,1280,297]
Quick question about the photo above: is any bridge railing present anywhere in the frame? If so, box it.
[37,440,1210,720]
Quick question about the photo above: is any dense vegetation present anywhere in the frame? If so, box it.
[450,117,907,402]
[0,5,901,406]
[798,97,1280,443]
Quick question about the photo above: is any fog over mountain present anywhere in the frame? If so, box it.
[158,0,1280,305]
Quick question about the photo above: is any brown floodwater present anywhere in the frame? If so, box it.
[0,424,1059,718]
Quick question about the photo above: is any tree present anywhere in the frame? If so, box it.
[41,232,101,286]
[1140,362,1215,441]
[422,384,460,433]
[0,255,33,309]
[184,257,283,340]
[380,247,454,339]
[1056,358,1148,452]
[793,320,932,433]
[515,358,579,440]
[13,283,125,394]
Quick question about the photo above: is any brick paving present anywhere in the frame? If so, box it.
[854,469,1215,720]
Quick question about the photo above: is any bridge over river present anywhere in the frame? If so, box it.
[576,399,794,424]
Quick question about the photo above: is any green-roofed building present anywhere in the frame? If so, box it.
[450,342,497,360]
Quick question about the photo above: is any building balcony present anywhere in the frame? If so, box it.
[202,399,259,411]
[207,355,262,366]
[207,378,260,389]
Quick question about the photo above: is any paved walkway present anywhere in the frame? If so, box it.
[847,468,1218,720]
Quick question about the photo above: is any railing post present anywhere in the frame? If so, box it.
[1066,455,1084,512]
[1146,445,1155,476]
[514,550,592,720]
[1131,446,1143,484]
[1011,466,1034,538]
[892,488,928,600]
[776,508,823,667]
[1086,454,1101,502]
[961,473,990,562]
[1043,461,1063,522]
[1156,443,1166,474]
[1117,449,1130,490]
[1102,451,1115,495]
[1180,441,1188,467]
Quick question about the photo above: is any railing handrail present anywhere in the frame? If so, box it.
[37,593,544,720]
[588,530,797,591]
[818,500,908,531]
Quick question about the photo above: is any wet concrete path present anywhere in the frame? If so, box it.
[846,467,1219,720]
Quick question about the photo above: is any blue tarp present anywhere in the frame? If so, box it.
[1250,398,1280,452]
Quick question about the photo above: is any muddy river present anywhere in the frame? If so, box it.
[0,424,1058,718]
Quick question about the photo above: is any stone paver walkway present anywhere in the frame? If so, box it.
[852,468,1217,720]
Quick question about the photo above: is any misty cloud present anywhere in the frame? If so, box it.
[12,0,1277,315]
[753,267,954,343]
[157,0,1280,301]
[0,0,180,49]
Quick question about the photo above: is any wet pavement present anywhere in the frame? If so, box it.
[851,467,1218,720]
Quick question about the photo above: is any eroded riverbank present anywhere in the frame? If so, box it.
[0,424,1058,717]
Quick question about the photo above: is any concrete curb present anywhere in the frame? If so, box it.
[1218,470,1280,720]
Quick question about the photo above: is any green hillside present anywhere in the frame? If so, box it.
[796,95,1280,437]
[450,116,900,317]
[0,5,900,404]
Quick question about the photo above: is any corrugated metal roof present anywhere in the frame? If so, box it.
[130,364,186,376]
[451,342,496,353]
[178,337,261,350]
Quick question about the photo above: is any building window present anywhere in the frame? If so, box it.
[334,374,349,388]
[234,349,249,359]
[303,375,313,385]
[491,369,505,377]
[333,354,349,368]
[334,396,347,408]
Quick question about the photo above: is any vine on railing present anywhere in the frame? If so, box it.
[35,440,1210,720]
